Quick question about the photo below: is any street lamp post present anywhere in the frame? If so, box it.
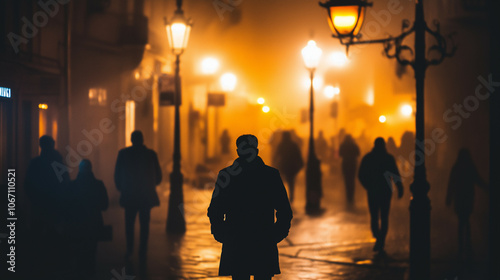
[165,0,192,234]
[319,0,456,279]
[302,40,323,215]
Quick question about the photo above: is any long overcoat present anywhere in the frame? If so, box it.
[207,156,293,276]
[114,145,162,208]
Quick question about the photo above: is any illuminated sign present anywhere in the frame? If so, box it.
[0,87,11,98]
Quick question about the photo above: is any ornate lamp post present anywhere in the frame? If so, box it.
[301,40,323,215]
[165,0,192,234]
[319,0,456,279]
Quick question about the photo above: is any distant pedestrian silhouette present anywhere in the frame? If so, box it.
[114,131,162,259]
[315,130,329,162]
[386,137,398,157]
[358,138,403,252]
[24,135,70,276]
[398,131,414,176]
[446,148,487,261]
[67,159,108,277]
[339,134,360,206]
[273,131,304,202]
[208,134,293,280]
[220,129,231,155]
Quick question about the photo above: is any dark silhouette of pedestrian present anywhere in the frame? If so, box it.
[386,137,398,157]
[398,131,414,176]
[67,159,109,278]
[446,148,487,261]
[208,134,293,280]
[315,130,329,162]
[273,131,304,202]
[358,138,404,252]
[24,135,70,276]
[25,135,70,233]
[220,129,231,155]
[114,131,162,259]
[339,134,360,206]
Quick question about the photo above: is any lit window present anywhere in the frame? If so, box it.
[89,88,107,106]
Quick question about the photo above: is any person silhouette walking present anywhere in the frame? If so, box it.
[25,135,70,276]
[339,134,360,207]
[208,134,293,280]
[446,148,487,261]
[273,131,303,202]
[358,137,403,252]
[114,131,162,259]
[67,159,108,277]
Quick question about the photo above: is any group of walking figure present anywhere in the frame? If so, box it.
[24,129,486,279]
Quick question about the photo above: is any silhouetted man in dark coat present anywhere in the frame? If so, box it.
[273,131,303,202]
[358,137,403,252]
[114,131,162,259]
[25,135,70,276]
[446,148,487,261]
[25,135,70,232]
[339,134,360,206]
[67,159,108,277]
[208,134,293,280]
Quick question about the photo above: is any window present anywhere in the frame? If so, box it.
[89,88,107,106]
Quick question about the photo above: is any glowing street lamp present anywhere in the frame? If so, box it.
[302,40,323,214]
[262,106,270,113]
[257,97,265,104]
[220,73,237,92]
[320,0,456,278]
[401,104,413,117]
[165,0,192,234]
[379,115,387,123]
[201,57,220,75]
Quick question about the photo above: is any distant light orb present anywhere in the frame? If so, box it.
[201,57,220,75]
[220,73,237,92]
[262,106,270,113]
[379,115,387,123]
[257,97,265,104]
[324,86,335,99]
[333,87,340,95]
[38,103,48,110]
[401,104,413,117]
[329,51,349,67]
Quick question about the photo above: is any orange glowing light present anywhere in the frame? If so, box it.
[401,104,413,117]
[327,5,365,37]
[38,103,48,110]
[379,115,387,123]
[257,97,265,104]
[262,106,270,113]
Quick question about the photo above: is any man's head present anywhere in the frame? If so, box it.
[39,135,55,151]
[131,130,144,146]
[79,159,92,173]
[373,137,386,151]
[236,134,258,160]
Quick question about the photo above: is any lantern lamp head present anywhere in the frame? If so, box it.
[165,9,192,55]
[319,0,372,41]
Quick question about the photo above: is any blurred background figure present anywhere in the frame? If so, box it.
[358,138,403,253]
[339,134,360,207]
[315,130,329,163]
[273,131,304,202]
[67,159,109,278]
[220,129,231,155]
[398,131,415,179]
[386,137,398,157]
[446,148,488,262]
[24,135,70,277]
[114,131,162,260]
[328,136,338,175]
